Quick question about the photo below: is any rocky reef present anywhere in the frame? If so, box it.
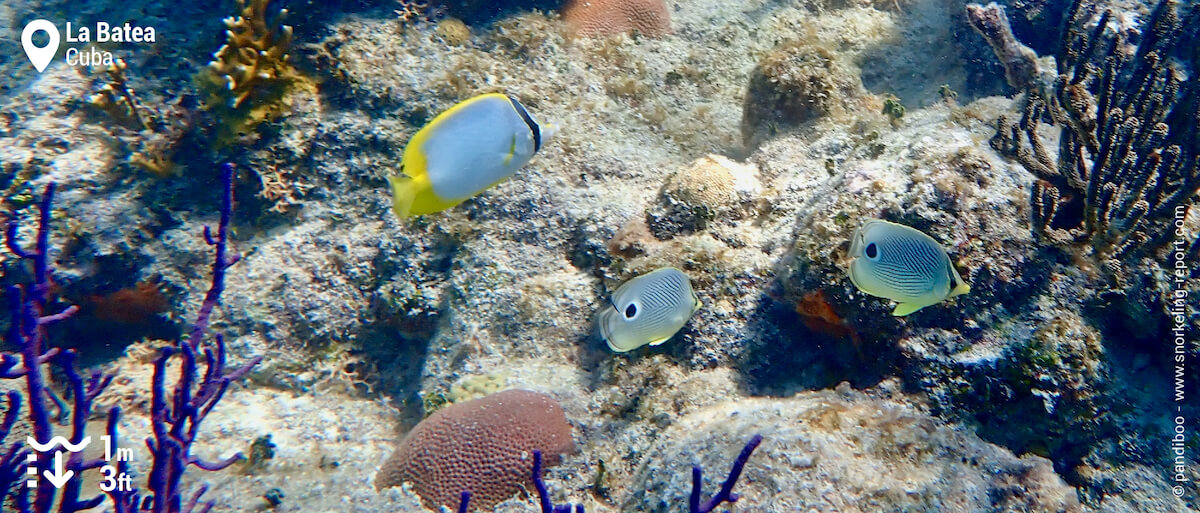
[1,0,1196,512]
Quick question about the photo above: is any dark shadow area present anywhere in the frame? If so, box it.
[54,280,183,369]
[356,324,431,434]
[742,293,902,396]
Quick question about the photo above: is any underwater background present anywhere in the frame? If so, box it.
[1,0,1198,512]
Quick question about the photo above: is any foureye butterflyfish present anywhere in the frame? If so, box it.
[847,220,970,316]
[600,267,701,352]
[389,93,554,218]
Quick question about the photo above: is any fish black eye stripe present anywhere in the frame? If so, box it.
[506,94,541,153]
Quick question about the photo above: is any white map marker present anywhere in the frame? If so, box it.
[22,20,60,73]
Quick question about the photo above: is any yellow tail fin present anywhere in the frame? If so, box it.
[389,175,418,219]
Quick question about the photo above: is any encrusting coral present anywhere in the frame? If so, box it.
[374,389,574,511]
[561,0,671,38]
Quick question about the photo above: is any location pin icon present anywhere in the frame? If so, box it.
[22,20,60,73]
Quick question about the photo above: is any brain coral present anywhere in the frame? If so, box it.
[374,389,574,510]
[647,154,762,238]
[561,0,671,38]
[662,154,760,210]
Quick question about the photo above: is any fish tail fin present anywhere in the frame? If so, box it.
[389,175,419,219]
[949,281,971,298]
[891,302,924,317]
[541,122,560,144]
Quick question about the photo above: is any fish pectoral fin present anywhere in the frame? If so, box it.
[389,175,419,219]
[647,335,673,346]
[503,135,517,165]
[891,302,926,317]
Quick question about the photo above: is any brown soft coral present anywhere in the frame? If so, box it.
[374,389,574,510]
[561,0,671,38]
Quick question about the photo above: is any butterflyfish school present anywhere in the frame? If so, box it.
[847,220,970,317]
[600,267,702,352]
[389,93,553,218]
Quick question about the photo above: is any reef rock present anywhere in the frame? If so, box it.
[742,41,872,150]
[625,386,1081,513]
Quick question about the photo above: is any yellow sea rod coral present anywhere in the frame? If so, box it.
[89,59,153,131]
[198,0,312,142]
[208,0,293,108]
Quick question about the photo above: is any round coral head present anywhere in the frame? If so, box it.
[561,0,672,38]
[375,389,574,510]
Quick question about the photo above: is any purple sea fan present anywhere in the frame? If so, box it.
[1,163,261,513]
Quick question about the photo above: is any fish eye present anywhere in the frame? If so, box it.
[865,242,879,260]
[624,303,638,319]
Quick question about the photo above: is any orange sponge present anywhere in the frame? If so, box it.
[374,389,574,510]
[561,0,672,38]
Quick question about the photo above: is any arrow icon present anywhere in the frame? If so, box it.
[42,451,73,489]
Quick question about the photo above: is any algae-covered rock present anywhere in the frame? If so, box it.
[900,294,1110,470]
[625,387,1082,513]
[741,41,871,150]
[768,97,1041,351]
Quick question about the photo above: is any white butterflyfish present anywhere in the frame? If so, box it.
[600,267,701,352]
[847,219,970,316]
[388,93,555,218]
